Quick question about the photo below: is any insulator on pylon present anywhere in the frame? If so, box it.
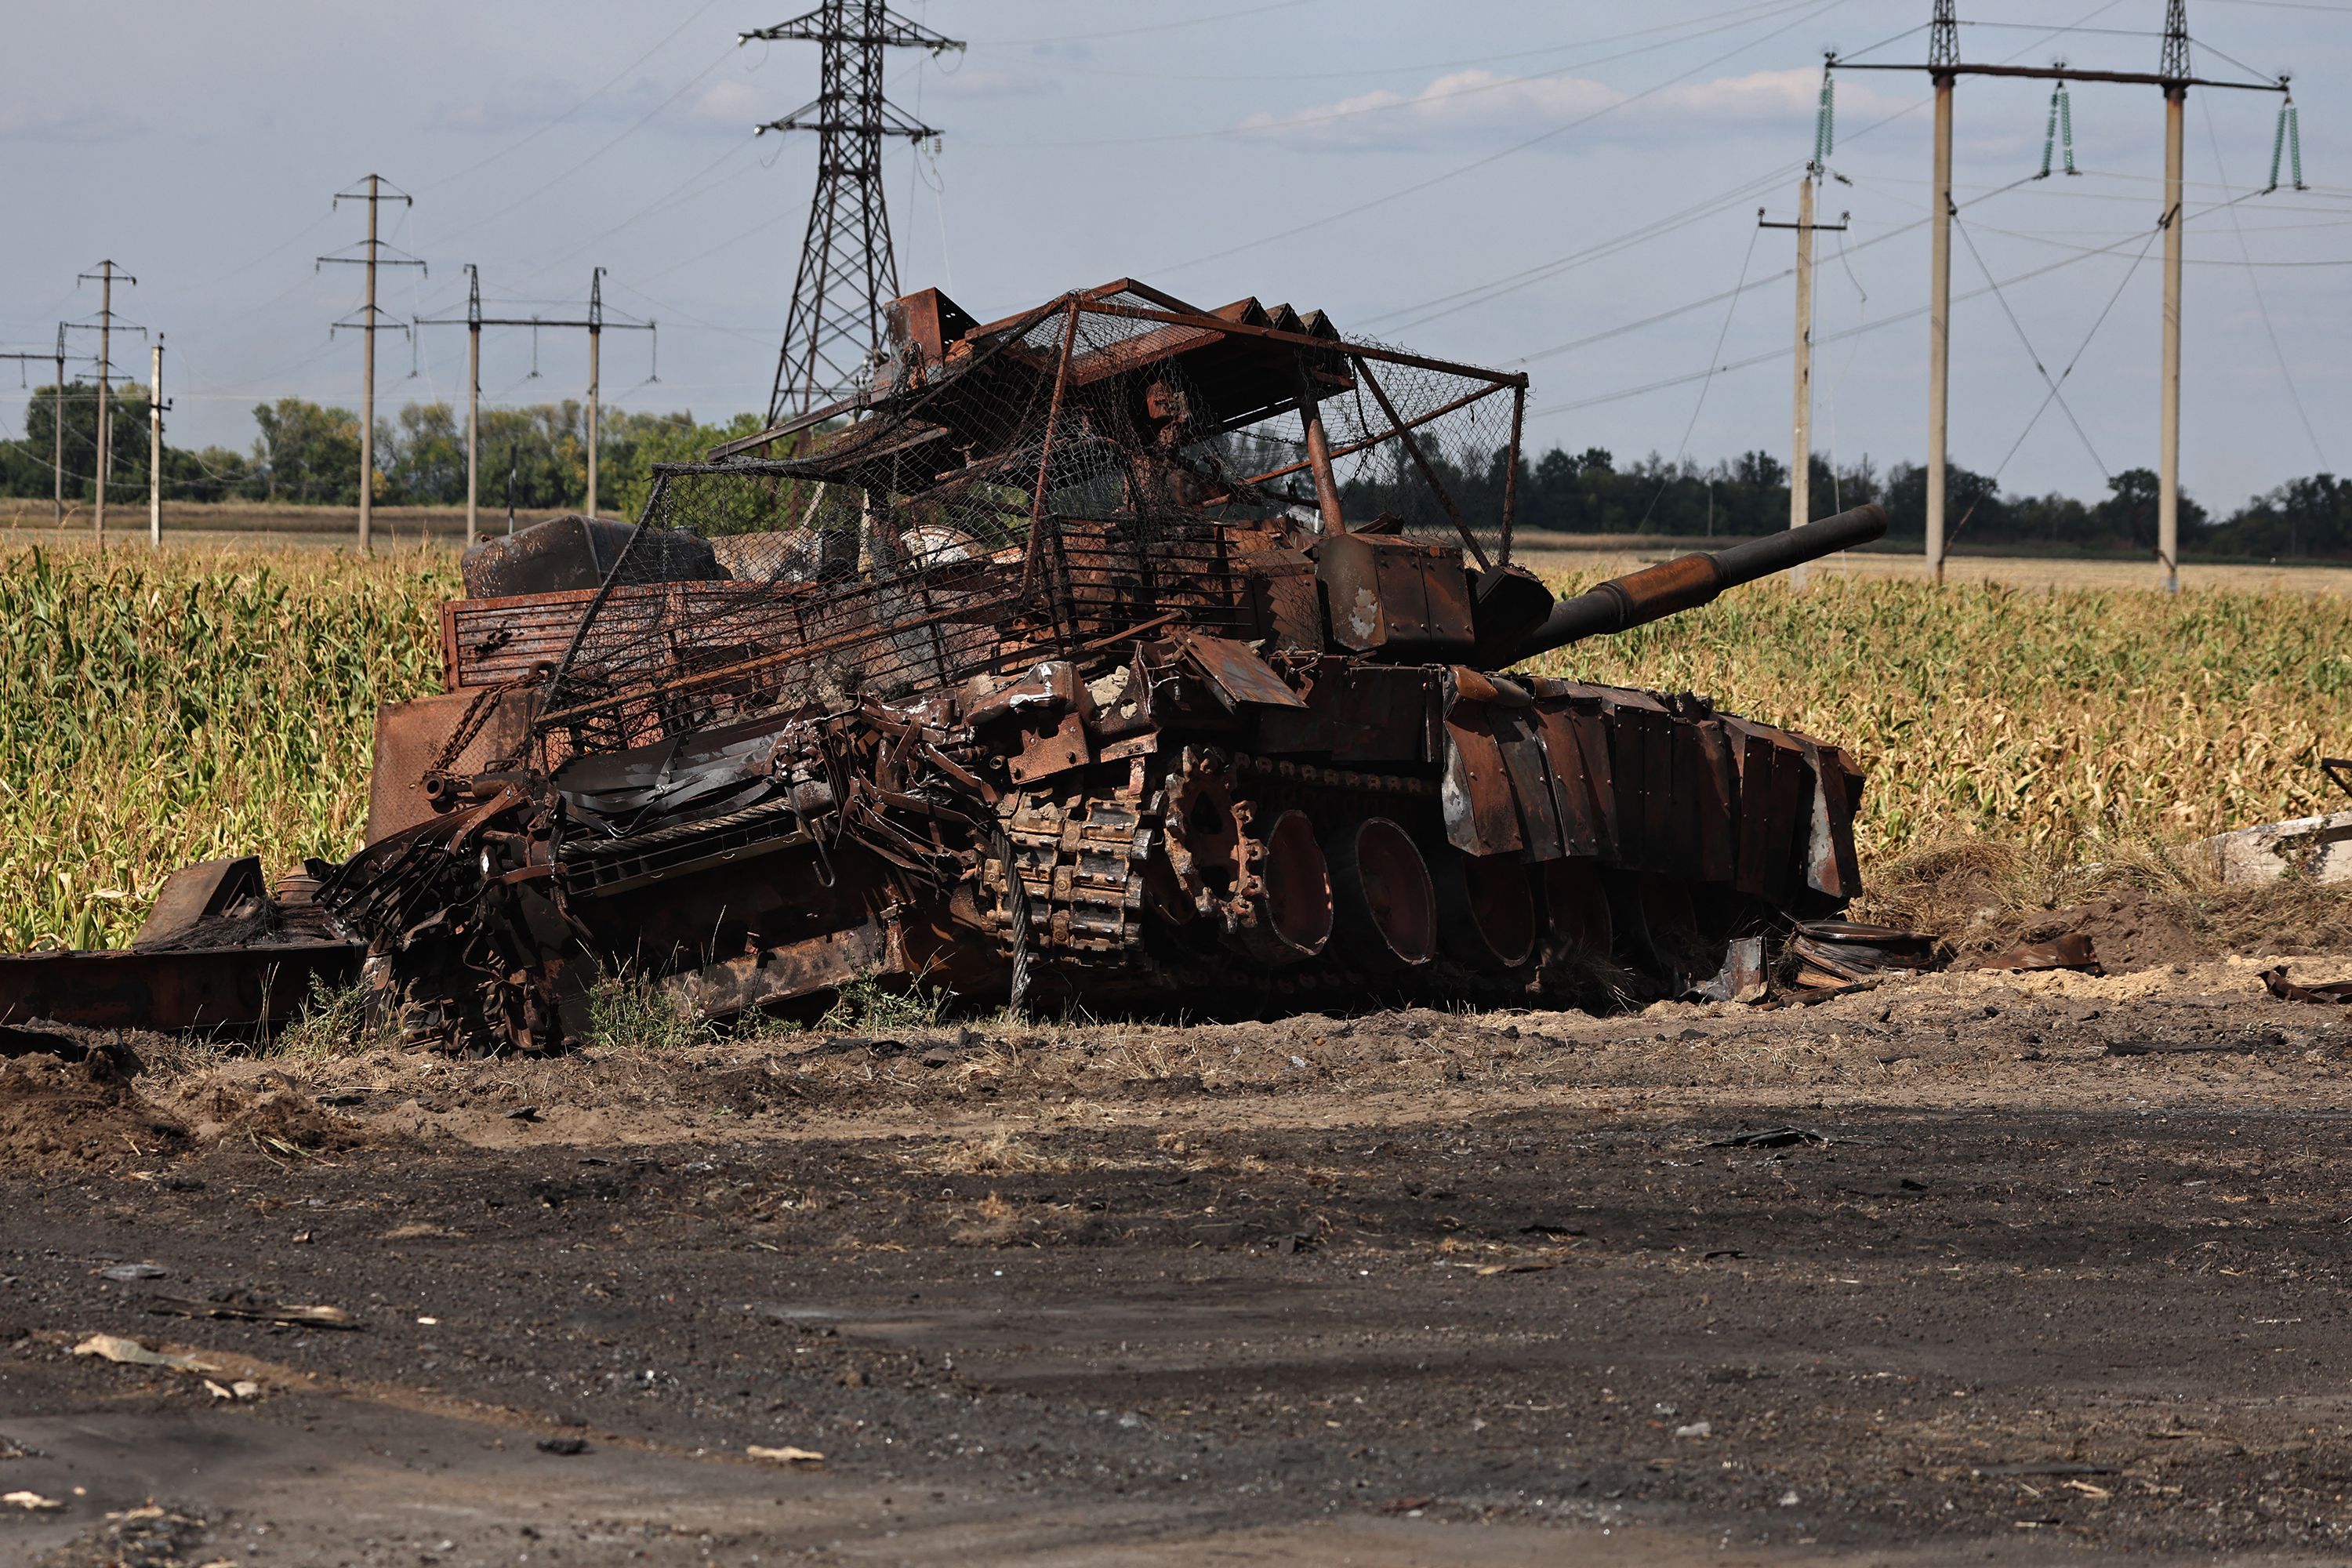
[2268,96,2302,193]
[1813,67,1835,171]
[2038,82,2078,180]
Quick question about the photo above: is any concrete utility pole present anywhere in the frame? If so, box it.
[320,176,423,553]
[75,262,138,546]
[0,339,79,529]
[1762,181,1848,588]
[1927,16,1955,584]
[51,332,64,529]
[2157,0,2190,593]
[148,338,171,547]
[587,268,604,521]
[416,268,652,537]
[467,268,481,544]
[1836,0,2285,590]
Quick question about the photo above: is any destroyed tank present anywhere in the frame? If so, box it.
[45,279,1871,1054]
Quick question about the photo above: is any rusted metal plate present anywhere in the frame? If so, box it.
[1691,722,1738,884]
[1604,703,1650,872]
[657,921,893,1017]
[1801,741,1864,899]
[1567,707,1619,863]
[1254,662,1436,762]
[1242,549,1323,653]
[367,688,539,844]
[133,857,265,950]
[1313,535,1474,658]
[1645,713,1679,880]
[1720,720,1781,898]
[0,942,359,1035]
[1007,710,1093,786]
[1441,718,1523,857]
[1530,706,1602,859]
[1495,716,1565,862]
[1175,631,1307,710]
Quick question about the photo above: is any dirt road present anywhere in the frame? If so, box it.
[9,952,2352,1566]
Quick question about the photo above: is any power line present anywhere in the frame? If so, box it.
[1524,215,2182,420]
[975,0,1828,150]
[420,0,729,193]
[1980,220,2160,492]
[1156,0,1854,278]
[973,0,1318,46]
[1337,4,2104,340]
[1950,208,2112,479]
[434,45,742,247]
[1639,223,1764,529]
[2201,89,2329,470]
[1064,0,1811,82]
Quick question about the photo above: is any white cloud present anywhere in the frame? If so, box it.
[433,75,670,137]
[689,79,770,131]
[1239,66,1900,152]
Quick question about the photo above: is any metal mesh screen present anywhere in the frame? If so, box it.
[533,286,1523,759]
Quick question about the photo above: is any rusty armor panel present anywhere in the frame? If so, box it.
[365,688,538,844]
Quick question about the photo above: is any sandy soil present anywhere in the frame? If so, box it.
[12,940,2352,1564]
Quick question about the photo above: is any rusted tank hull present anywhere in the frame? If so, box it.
[16,278,1884,1052]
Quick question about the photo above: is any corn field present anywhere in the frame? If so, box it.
[0,546,450,950]
[3,545,2350,951]
[1541,572,2352,865]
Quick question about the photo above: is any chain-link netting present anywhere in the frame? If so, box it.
[532,286,1523,758]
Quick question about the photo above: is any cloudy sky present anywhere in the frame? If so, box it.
[3,0,2344,510]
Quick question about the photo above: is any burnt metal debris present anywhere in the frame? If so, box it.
[5,279,1889,1051]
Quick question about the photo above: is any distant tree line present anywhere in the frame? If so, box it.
[0,390,760,522]
[4,390,2348,559]
[1345,438,2352,561]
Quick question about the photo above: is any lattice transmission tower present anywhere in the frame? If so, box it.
[742,2,964,425]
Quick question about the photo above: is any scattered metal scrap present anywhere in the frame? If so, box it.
[6,278,1891,1053]
[2261,965,2352,1004]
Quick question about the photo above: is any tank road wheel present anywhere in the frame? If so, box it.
[1608,871,1731,993]
[1225,808,1334,967]
[1432,851,1537,972]
[1540,858,1614,960]
[1327,816,1438,970]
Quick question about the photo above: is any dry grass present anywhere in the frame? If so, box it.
[1859,828,2352,955]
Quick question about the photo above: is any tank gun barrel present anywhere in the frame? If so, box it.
[1506,503,1887,664]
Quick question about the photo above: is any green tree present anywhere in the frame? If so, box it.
[1,380,153,501]
[251,398,362,505]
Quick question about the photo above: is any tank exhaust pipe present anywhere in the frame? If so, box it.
[1505,503,1887,666]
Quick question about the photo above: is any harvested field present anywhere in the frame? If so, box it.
[9,911,2352,1563]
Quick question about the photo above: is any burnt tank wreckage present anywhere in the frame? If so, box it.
[93,279,1862,1054]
